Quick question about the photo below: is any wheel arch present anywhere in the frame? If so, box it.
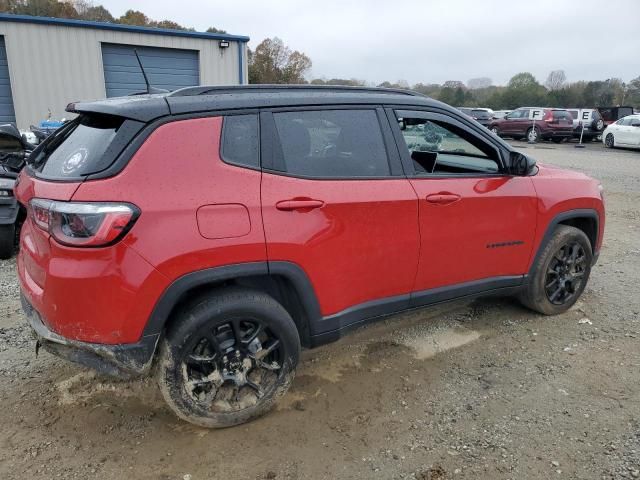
[529,209,600,275]
[143,261,322,348]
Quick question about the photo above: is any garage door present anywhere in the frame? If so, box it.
[101,43,199,97]
[0,36,16,124]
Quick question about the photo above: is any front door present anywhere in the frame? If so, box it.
[389,109,538,298]
[260,107,420,328]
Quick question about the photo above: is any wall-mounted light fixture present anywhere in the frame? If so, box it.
[219,40,230,48]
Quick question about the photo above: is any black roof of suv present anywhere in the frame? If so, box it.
[66,85,445,123]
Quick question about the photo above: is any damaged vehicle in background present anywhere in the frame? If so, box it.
[0,124,33,259]
[456,107,494,128]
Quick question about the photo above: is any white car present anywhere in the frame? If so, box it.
[602,115,640,149]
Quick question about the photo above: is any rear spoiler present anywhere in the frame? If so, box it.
[66,95,171,123]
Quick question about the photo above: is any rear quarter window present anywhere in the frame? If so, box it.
[28,114,142,179]
[220,114,259,169]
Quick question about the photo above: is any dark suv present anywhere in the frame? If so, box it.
[457,107,493,127]
[489,107,574,142]
[16,86,605,428]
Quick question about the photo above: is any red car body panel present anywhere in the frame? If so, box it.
[261,173,420,316]
[409,176,538,290]
[529,163,605,254]
[15,115,605,349]
[16,117,267,343]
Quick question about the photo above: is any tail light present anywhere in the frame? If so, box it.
[543,110,554,123]
[29,199,139,247]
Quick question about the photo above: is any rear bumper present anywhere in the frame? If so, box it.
[572,127,602,137]
[21,293,159,377]
[541,130,573,138]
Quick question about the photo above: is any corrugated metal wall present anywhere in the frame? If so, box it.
[0,36,16,123]
[0,21,247,129]
[101,43,200,97]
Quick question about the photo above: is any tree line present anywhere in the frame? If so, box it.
[249,39,639,109]
[0,0,226,33]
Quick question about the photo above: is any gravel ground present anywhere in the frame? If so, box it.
[0,140,639,479]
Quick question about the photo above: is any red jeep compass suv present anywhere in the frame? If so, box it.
[15,86,605,428]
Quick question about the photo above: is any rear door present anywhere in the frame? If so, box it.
[260,107,420,327]
[502,109,529,135]
[388,108,537,297]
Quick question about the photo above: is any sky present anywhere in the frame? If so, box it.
[99,0,640,87]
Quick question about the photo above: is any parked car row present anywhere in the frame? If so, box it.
[456,105,635,143]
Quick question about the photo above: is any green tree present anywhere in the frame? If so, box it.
[152,20,186,30]
[627,76,640,106]
[310,78,365,86]
[206,26,227,34]
[118,9,149,26]
[248,37,311,84]
[501,72,547,108]
[81,5,113,22]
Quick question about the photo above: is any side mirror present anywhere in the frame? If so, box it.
[510,151,536,176]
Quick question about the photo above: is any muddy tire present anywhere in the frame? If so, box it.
[157,287,300,428]
[0,224,15,260]
[519,225,592,315]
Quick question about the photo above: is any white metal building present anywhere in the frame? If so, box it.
[0,14,249,128]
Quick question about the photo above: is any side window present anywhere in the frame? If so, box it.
[221,114,259,168]
[271,109,391,177]
[397,114,500,175]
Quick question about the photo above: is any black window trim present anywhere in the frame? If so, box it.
[385,107,510,179]
[259,105,404,181]
[219,112,261,172]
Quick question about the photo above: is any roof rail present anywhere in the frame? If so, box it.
[168,84,425,98]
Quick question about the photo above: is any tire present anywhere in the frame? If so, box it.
[519,225,592,315]
[157,287,300,428]
[526,127,540,143]
[490,126,500,136]
[592,119,604,132]
[604,133,615,148]
[0,224,15,260]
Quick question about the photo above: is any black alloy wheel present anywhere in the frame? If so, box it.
[181,317,284,413]
[544,241,587,305]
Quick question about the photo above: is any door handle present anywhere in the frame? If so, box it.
[425,193,461,205]
[276,198,325,211]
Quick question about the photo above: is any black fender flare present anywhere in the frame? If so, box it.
[529,208,600,276]
[141,261,322,344]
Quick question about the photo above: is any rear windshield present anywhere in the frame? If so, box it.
[28,114,140,178]
[552,111,573,121]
